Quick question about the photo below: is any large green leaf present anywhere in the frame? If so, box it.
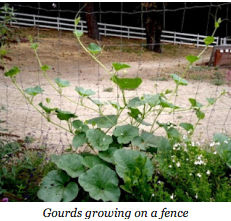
[24,86,44,96]
[214,133,231,168]
[54,77,70,88]
[86,129,113,151]
[98,147,117,164]
[87,115,117,128]
[132,131,163,150]
[111,75,142,90]
[142,94,161,107]
[75,87,95,97]
[113,125,139,144]
[82,155,108,168]
[113,149,154,180]
[72,132,87,149]
[112,62,130,71]
[127,97,145,108]
[78,164,120,202]
[37,170,78,202]
[179,123,194,132]
[55,109,77,121]
[51,154,85,178]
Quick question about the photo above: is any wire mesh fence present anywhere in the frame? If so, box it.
[0,2,231,151]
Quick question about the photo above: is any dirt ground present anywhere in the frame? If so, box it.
[0,27,231,150]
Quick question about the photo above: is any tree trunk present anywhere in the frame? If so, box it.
[146,16,162,53]
[85,2,101,41]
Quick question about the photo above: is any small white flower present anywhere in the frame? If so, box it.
[191,141,195,147]
[215,142,221,146]
[169,165,172,168]
[176,162,181,167]
[195,194,198,199]
[210,142,215,147]
[170,194,174,200]
[213,151,217,155]
[189,173,192,176]
[224,140,228,144]
[152,193,155,197]
[123,70,127,74]
[196,173,202,178]
[206,170,210,175]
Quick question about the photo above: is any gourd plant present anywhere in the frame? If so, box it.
[2,15,226,202]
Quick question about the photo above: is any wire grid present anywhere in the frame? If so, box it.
[0,3,231,152]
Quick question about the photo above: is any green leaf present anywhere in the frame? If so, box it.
[167,127,181,139]
[31,43,38,50]
[55,109,77,121]
[112,63,130,71]
[83,155,108,168]
[206,98,216,105]
[113,149,154,181]
[113,125,139,144]
[38,102,56,114]
[62,182,79,202]
[186,55,199,65]
[74,17,81,26]
[87,115,117,128]
[111,75,142,90]
[75,87,95,97]
[127,97,144,108]
[132,131,163,150]
[98,147,117,164]
[73,30,83,38]
[88,43,102,55]
[196,110,205,120]
[204,36,214,45]
[51,154,85,178]
[189,98,203,108]
[54,77,70,88]
[160,98,179,109]
[89,98,107,107]
[171,74,188,86]
[214,133,231,168]
[37,170,78,202]
[142,94,160,107]
[41,65,51,72]
[128,108,142,121]
[215,22,220,28]
[24,86,44,96]
[79,164,120,202]
[86,129,113,151]
[108,101,121,110]
[72,132,87,149]
[4,66,20,77]
[179,123,194,132]
[72,120,89,132]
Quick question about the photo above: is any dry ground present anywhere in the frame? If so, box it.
[0,27,231,151]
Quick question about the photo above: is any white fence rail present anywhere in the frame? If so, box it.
[0,12,221,47]
[220,37,231,45]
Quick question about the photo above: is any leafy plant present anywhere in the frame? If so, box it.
[2,14,230,202]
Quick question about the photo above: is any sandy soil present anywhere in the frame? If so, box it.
[0,28,231,150]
